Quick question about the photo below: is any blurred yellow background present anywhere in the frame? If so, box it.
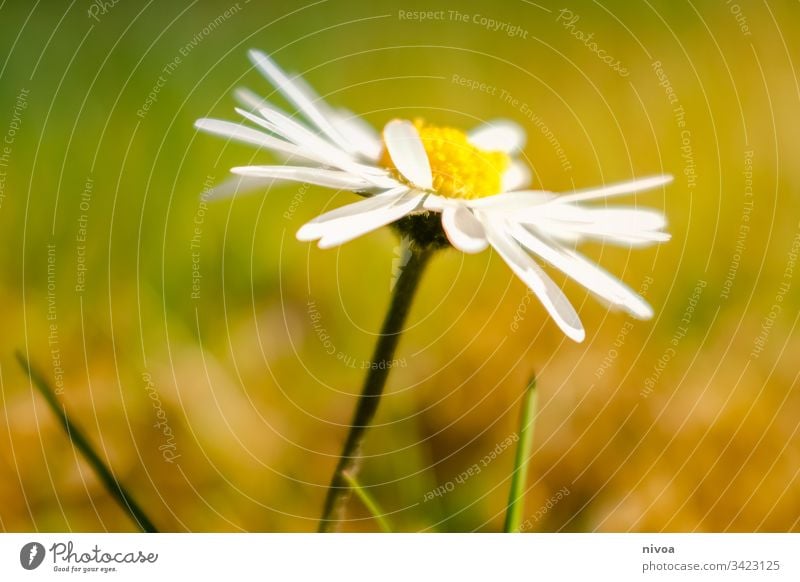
[1,0,798,532]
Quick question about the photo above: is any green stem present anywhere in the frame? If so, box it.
[341,471,392,533]
[318,246,432,532]
[504,373,538,533]
[15,351,159,533]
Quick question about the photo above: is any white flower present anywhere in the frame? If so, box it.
[196,49,672,342]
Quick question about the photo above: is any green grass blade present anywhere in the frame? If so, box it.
[504,373,538,533]
[341,471,392,533]
[15,351,159,533]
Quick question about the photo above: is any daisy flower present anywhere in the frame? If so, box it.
[196,49,672,342]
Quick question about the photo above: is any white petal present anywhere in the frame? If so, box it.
[329,110,383,161]
[465,190,556,211]
[297,187,408,240]
[236,106,340,154]
[528,204,667,231]
[231,165,372,190]
[531,226,670,248]
[441,205,488,253]
[485,222,585,342]
[502,159,532,192]
[203,175,275,200]
[586,207,668,231]
[233,87,312,127]
[528,221,582,245]
[233,86,268,111]
[469,119,526,153]
[532,220,670,247]
[197,114,337,169]
[517,203,670,246]
[317,196,422,248]
[198,114,375,179]
[595,231,672,246]
[288,73,383,161]
[195,118,310,160]
[307,191,425,249]
[422,194,454,212]
[382,120,433,189]
[248,49,354,154]
[556,175,673,204]
[558,217,671,247]
[234,106,396,189]
[224,109,342,169]
[252,106,390,178]
[508,223,653,319]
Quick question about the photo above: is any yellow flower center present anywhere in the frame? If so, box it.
[380,120,510,199]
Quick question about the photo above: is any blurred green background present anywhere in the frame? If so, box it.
[1,0,798,532]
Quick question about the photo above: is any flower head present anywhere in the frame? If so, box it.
[380,120,511,199]
[196,50,672,342]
